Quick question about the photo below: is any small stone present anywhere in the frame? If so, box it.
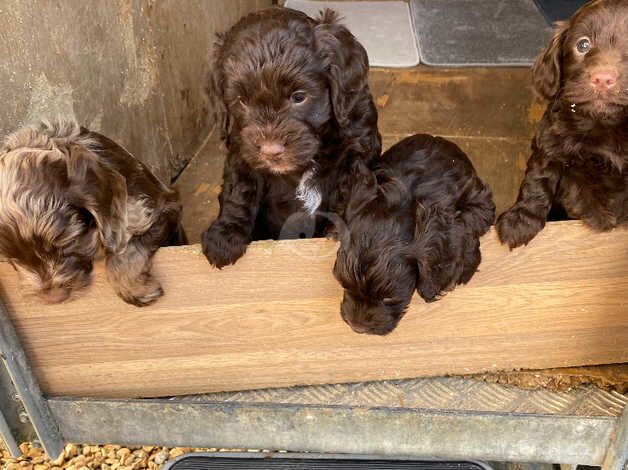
[51,453,65,467]
[153,451,168,466]
[65,444,79,458]
[168,448,189,459]
[26,448,43,459]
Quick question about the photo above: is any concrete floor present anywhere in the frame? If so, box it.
[175,66,537,243]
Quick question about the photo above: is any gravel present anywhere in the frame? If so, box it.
[0,442,215,470]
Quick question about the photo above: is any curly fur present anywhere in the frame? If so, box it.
[0,120,186,306]
[497,0,628,249]
[333,135,495,335]
[201,7,381,268]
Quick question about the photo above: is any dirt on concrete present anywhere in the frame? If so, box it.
[475,364,628,394]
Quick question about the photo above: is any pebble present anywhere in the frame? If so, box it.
[0,443,220,470]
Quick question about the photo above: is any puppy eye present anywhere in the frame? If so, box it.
[576,37,592,54]
[290,91,308,104]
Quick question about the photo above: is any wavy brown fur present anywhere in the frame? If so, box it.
[333,135,495,335]
[0,120,186,306]
[496,0,628,249]
[201,7,381,268]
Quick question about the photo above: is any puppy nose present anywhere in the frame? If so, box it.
[260,142,285,157]
[348,323,369,334]
[40,287,70,304]
[590,69,618,90]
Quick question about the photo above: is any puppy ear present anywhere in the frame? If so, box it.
[315,9,370,127]
[532,21,568,100]
[66,144,128,254]
[346,159,377,212]
[411,204,443,302]
[206,33,230,140]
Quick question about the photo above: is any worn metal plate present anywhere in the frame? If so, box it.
[176,377,627,418]
[48,398,617,465]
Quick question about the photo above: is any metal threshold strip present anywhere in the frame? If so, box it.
[47,397,622,466]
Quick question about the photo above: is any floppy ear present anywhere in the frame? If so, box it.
[66,144,128,255]
[206,33,230,140]
[344,159,378,216]
[315,9,370,127]
[411,203,445,302]
[532,21,568,100]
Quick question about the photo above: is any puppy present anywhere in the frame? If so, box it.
[201,7,381,268]
[497,0,627,249]
[333,135,495,335]
[0,120,186,306]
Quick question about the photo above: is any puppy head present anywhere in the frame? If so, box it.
[0,124,127,303]
[210,7,369,175]
[334,238,416,336]
[334,163,416,335]
[533,0,628,115]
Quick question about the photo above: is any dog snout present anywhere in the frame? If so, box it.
[348,323,369,334]
[259,141,285,158]
[590,68,618,90]
[39,287,71,304]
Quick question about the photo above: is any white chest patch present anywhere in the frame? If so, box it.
[296,169,322,215]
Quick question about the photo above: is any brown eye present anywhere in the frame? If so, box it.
[290,91,307,104]
[576,37,591,54]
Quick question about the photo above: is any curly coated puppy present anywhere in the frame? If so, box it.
[201,7,381,268]
[497,0,628,248]
[334,135,495,335]
[0,120,186,306]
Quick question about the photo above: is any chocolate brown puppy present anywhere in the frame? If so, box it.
[201,7,381,268]
[334,135,495,335]
[0,120,186,306]
[497,0,628,248]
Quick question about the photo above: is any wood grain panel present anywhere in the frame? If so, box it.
[0,221,626,398]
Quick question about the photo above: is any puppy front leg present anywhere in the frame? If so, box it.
[496,147,561,249]
[106,241,162,307]
[202,156,261,268]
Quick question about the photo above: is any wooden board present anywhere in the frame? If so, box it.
[0,220,626,398]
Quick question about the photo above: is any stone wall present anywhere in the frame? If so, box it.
[0,0,272,182]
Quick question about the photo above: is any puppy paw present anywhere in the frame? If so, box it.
[496,206,545,249]
[117,276,164,307]
[201,224,248,268]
